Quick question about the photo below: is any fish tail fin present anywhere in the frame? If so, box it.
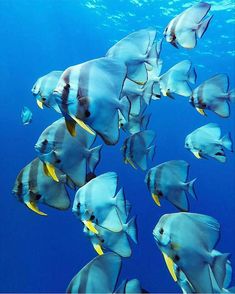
[115,187,126,214]
[88,145,102,172]
[125,216,138,244]
[147,145,155,161]
[120,96,131,121]
[196,15,213,38]
[142,81,153,104]
[211,252,230,290]
[228,88,235,102]
[186,178,197,199]
[140,114,151,130]
[221,133,233,152]
[189,66,197,84]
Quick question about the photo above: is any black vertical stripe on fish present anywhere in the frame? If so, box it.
[28,158,40,194]
[40,139,48,154]
[146,169,151,190]
[15,169,24,196]
[170,17,178,43]
[61,69,71,113]
[197,83,206,108]
[154,166,161,193]
[76,62,91,119]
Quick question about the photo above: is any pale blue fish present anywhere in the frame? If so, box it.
[189,74,235,117]
[12,158,70,216]
[83,215,137,257]
[121,130,156,170]
[115,279,147,293]
[21,106,32,125]
[119,110,151,135]
[32,70,63,112]
[158,60,196,98]
[72,172,128,234]
[185,123,233,163]
[145,160,197,211]
[53,57,129,145]
[106,29,157,84]
[66,253,122,293]
[153,212,230,293]
[164,2,212,49]
[174,250,233,293]
[35,118,102,187]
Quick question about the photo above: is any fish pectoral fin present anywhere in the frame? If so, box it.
[196,107,206,116]
[126,158,137,170]
[193,151,202,159]
[93,244,104,255]
[152,193,161,207]
[162,252,177,282]
[70,115,95,136]
[83,220,98,234]
[44,163,59,182]
[36,99,44,109]
[25,201,47,216]
[65,119,76,137]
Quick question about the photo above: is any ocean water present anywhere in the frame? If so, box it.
[0,0,234,293]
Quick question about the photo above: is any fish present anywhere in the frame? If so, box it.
[66,253,122,293]
[115,279,148,293]
[185,123,233,163]
[119,110,151,135]
[189,74,235,117]
[153,212,230,293]
[145,160,197,211]
[35,118,102,187]
[121,130,156,170]
[21,106,33,125]
[32,70,63,112]
[53,57,130,145]
[158,60,196,98]
[72,172,128,234]
[106,29,158,84]
[164,2,212,49]
[83,215,137,257]
[12,158,70,216]
[174,250,234,293]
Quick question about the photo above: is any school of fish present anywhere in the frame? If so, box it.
[15,2,234,293]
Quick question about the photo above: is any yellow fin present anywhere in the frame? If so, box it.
[65,119,76,137]
[134,80,146,86]
[70,115,95,136]
[93,244,104,255]
[162,252,177,282]
[43,163,50,177]
[193,151,202,159]
[152,193,161,207]
[45,163,59,182]
[126,158,137,170]
[25,201,47,216]
[83,220,98,234]
[36,99,44,109]
[196,107,206,116]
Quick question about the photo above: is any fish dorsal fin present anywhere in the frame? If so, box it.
[203,74,229,94]
[137,130,156,147]
[180,2,211,25]
[199,123,221,140]
[162,160,189,182]
[66,253,121,293]
[185,213,220,250]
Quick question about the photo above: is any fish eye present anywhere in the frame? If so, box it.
[35,194,41,200]
[120,123,124,127]
[77,202,81,208]
[85,110,90,117]
[41,97,46,102]
[174,254,180,262]
[56,159,61,163]
[64,83,70,89]
[90,215,95,221]
[159,228,164,235]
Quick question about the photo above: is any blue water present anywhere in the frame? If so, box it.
[0,0,234,292]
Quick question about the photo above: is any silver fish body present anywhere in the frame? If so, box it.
[32,70,63,112]
[145,160,197,211]
[164,2,212,49]
[185,123,233,162]
[153,212,229,293]
[35,118,102,187]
